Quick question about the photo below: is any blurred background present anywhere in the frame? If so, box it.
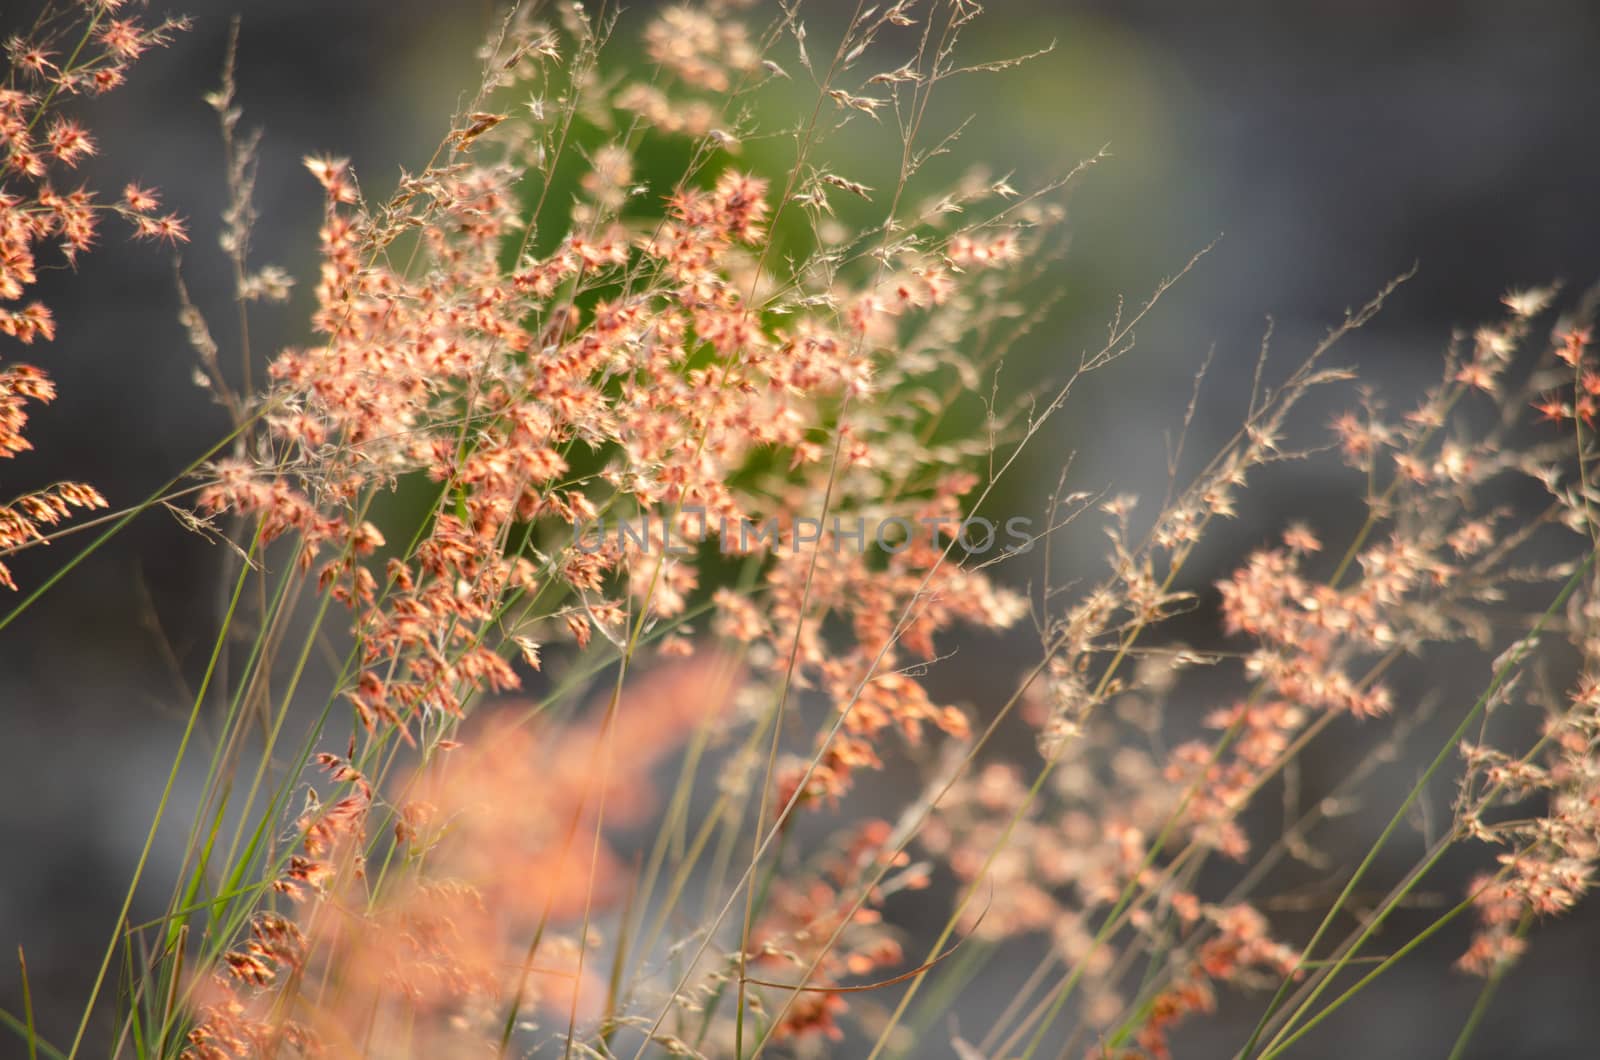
[4,0,1600,1056]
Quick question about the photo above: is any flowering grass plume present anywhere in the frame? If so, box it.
[4,2,1600,1059]
[1,2,188,588]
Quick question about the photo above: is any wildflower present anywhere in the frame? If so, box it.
[1532,393,1569,424]
[1556,327,1590,368]
[1282,522,1321,554]
[0,302,54,343]
[302,154,357,203]
[1502,286,1556,317]
[44,118,95,165]
[131,212,189,244]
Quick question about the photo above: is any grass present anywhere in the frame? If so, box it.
[4,2,1600,1059]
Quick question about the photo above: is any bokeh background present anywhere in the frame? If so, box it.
[4,0,1600,1056]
